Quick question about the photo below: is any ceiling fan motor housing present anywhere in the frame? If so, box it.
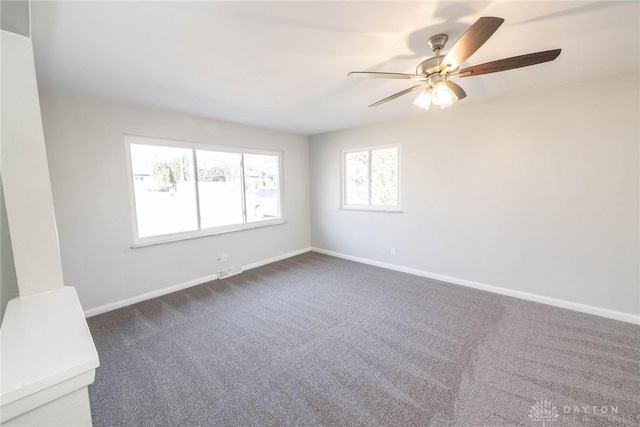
[416,56,444,76]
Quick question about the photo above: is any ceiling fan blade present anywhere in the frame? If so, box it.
[444,81,467,100]
[369,85,423,107]
[457,49,561,77]
[441,17,504,72]
[348,71,425,80]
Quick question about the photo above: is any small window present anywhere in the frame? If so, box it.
[126,136,284,245]
[342,145,400,211]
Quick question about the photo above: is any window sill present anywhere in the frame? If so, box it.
[131,219,287,248]
[340,206,404,213]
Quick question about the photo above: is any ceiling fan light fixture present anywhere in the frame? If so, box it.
[431,80,457,108]
[413,89,432,110]
[348,17,561,110]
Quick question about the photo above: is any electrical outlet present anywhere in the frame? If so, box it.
[220,253,227,262]
[390,247,396,256]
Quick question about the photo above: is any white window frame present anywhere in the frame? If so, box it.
[341,144,402,213]
[124,135,285,247]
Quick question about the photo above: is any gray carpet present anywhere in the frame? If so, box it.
[87,252,640,426]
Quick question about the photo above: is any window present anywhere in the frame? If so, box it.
[342,145,400,211]
[126,136,284,245]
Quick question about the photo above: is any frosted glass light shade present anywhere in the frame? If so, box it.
[431,81,457,108]
[413,89,431,110]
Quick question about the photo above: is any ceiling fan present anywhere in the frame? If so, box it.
[348,17,561,110]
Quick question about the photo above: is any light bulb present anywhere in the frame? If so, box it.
[413,89,431,110]
[431,81,457,108]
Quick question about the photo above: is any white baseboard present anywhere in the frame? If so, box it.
[243,247,312,270]
[310,247,640,325]
[83,247,312,317]
[83,272,219,318]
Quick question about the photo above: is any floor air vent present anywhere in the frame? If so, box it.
[218,265,243,279]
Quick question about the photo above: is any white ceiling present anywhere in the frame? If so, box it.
[31,1,639,135]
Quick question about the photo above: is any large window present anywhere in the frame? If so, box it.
[126,136,283,245]
[342,145,400,211]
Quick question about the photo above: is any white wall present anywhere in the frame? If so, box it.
[1,0,30,37]
[310,71,639,318]
[39,89,310,313]
[1,178,19,324]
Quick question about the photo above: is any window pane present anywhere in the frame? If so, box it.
[244,153,280,223]
[345,151,369,205]
[371,147,399,205]
[130,144,197,238]
[196,150,243,229]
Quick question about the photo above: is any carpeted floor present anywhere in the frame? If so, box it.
[87,252,640,426]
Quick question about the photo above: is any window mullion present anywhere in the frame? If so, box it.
[342,152,347,206]
[367,150,372,205]
[240,153,247,224]
[192,149,202,231]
